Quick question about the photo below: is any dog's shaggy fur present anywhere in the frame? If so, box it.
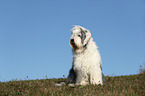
[67,25,104,86]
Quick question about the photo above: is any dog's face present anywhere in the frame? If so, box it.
[70,25,91,51]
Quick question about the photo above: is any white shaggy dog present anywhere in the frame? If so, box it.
[67,25,104,86]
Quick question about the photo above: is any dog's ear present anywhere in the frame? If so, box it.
[83,29,91,46]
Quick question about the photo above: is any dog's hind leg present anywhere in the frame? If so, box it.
[67,67,76,84]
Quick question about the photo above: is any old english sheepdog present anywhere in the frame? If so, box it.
[67,25,104,86]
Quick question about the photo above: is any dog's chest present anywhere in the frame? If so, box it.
[73,52,92,71]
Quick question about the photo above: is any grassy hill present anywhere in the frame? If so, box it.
[0,74,144,96]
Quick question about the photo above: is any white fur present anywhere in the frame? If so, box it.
[67,25,104,86]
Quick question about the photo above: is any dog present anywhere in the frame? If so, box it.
[67,25,104,86]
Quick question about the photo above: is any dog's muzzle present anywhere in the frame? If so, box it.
[70,39,78,50]
[70,39,74,44]
[70,39,75,46]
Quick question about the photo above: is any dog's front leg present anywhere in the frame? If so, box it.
[75,71,89,86]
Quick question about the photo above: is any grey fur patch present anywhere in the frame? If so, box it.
[80,28,87,45]
[100,62,102,71]
[67,67,76,84]
[102,73,105,84]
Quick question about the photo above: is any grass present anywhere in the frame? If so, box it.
[0,74,144,96]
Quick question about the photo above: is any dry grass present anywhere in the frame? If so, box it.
[0,74,144,96]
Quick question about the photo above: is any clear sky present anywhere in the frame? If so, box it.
[0,0,145,82]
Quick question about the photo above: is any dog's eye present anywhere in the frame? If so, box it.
[78,34,81,37]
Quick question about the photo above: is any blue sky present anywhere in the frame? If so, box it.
[0,0,145,82]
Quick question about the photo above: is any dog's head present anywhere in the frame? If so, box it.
[70,25,91,52]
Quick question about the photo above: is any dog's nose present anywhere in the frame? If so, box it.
[70,39,74,43]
